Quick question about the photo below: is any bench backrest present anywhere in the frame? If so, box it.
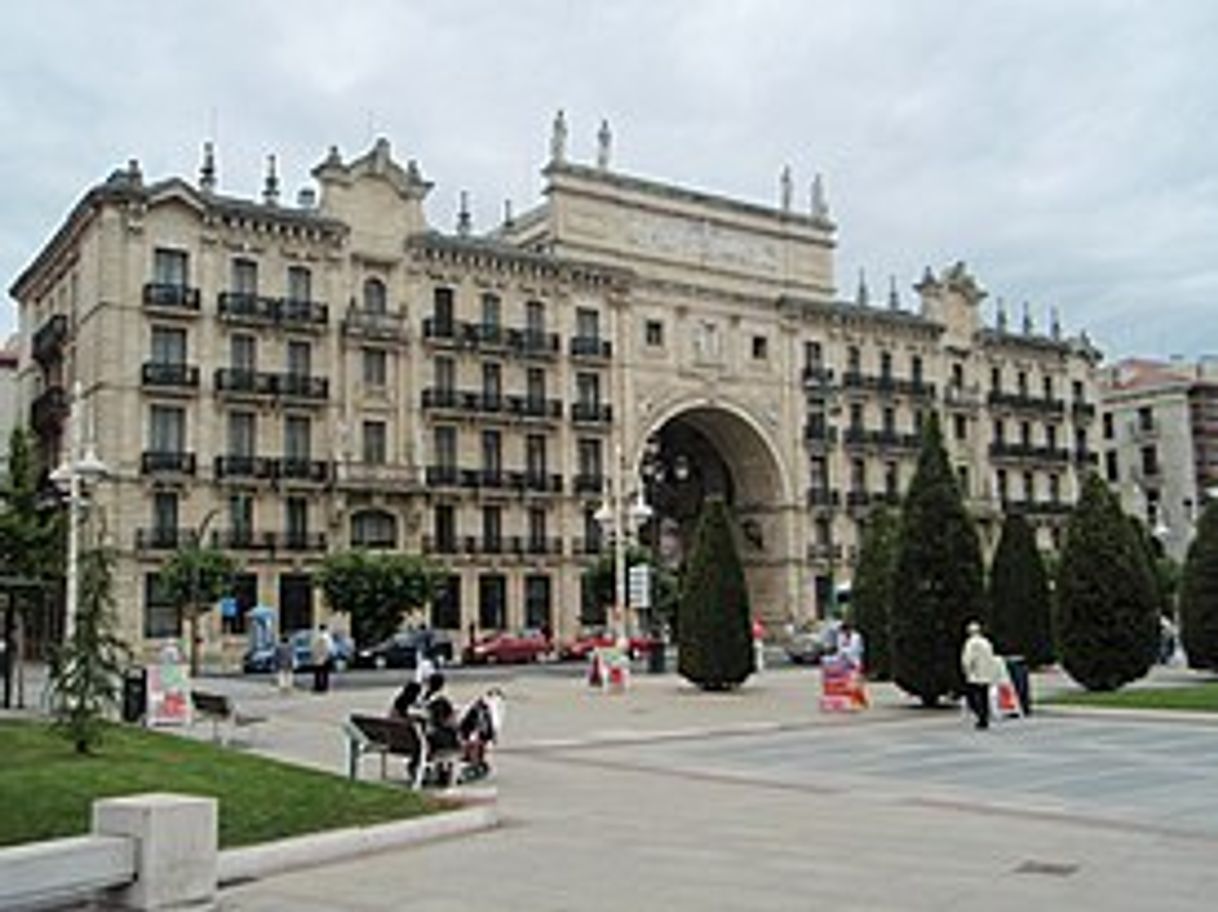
[348,714,424,756]
[191,691,232,717]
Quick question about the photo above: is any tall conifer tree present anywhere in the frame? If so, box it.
[988,511,1054,667]
[1180,501,1218,670]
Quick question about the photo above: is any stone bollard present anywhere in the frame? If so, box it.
[93,793,217,910]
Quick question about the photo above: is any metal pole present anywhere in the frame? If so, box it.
[63,380,83,645]
[614,441,627,645]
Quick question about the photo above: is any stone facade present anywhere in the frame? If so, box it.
[10,130,1102,661]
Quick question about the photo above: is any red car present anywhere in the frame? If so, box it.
[559,629,657,662]
[463,629,552,665]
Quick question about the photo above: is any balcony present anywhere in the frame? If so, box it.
[510,535,564,556]
[422,535,461,556]
[1020,500,1074,516]
[988,441,1071,464]
[135,527,189,550]
[30,385,68,434]
[520,471,563,494]
[214,455,277,481]
[215,368,277,397]
[218,292,279,324]
[343,307,407,341]
[571,402,613,424]
[841,371,936,400]
[1073,448,1099,467]
[464,535,505,555]
[276,372,329,401]
[422,317,459,343]
[141,362,199,390]
[806,487,840,509]
[987,390,1066,417]
[570,336,612,359]
[843,428,920,451]
[275,458,331,484]
[337,463,417,490]
[846,490,873,509]
[572,537,604,556]
[278,299,329,328]
[1072,401,1097,422]
[1129,418,1159,441]
[512,328,560,358]
[944,383,983,409]
[573,473,605,495]
[803,423,838,447]
[142,283,200,314]
[279,530,328,552]
[425,465,460,487]
[141,451,196,475]
[802,365,835,388]
[508,395,563,421]
[212,529,275,551]
[807,542,843,562]
[32,314,68,365]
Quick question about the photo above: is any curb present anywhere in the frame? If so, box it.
[218,798,499,885]
[1037,704,1218,726]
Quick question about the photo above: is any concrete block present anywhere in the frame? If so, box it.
[93,792,218,910]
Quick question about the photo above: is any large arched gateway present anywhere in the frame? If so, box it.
[630,400,801,628]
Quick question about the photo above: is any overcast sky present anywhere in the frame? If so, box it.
[2,0,1215,359]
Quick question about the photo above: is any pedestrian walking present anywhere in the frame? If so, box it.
[752,615,767,671]
[311,624,334,693]
[274,634,295,694]
[961,620,998,729]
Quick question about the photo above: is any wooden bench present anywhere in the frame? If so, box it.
[190,691,267,745]
[345,713,450,789]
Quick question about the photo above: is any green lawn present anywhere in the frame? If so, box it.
[0,720,440,848]
[1048,682,1218,713]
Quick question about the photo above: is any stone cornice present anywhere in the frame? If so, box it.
[406,232,631,291]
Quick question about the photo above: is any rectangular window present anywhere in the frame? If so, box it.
[951,363,964,388]
[528,508,547,550]
[1046,425,1058,450]
[848,346,861,374]
[525,575,552,631]
[880,351,892,380]
[231,258,258,294]
[286,497,308,543]
[434,505,456,552]
[645,320,664,347]
[433,287,454,332]
[434,356,455,391]
[1020,421,1031,446]
[478,575,507,630]
[577,438,602,478]
[804,341,823,369]
[1102,412,1114,439]
[1017,371,1028,396]
[994,419,1005,444]
[144,572,180,638]
[223,573,257,635]
[149,405,185,452]
[432,575,462,630]
[527,368,545,404]
[527,300,546,334]
[1138,406,1154,432]
[996,469,1008,502]
[957,466,970,497]
[1072,380,1084,402]
[230,492,254,543]
[287,340,311,377]
[849,403,863,431]
[228,411,255,458]
[363,348,387,387]
[883,406,896,435]
[482,362,502,402]
[885,462,899,497]
[434,426,457,469]
[911,355,924,384]
[851,458,866,491]
[1043,376,1054,399]
[482,506,502,551]
[231,334,256,371]
[153,248,188,286]
[526,434,547,478]
[576,372,600,406]
[285,415,311,461]
[1023,471,1035,503]
[481,430,502,475]
[481,293,501,329]
[954,413,967,441]
[1105,450,1119,483]
[752,335,768,360]
[287,266,311,303]
[576,307,598,339]
[991,366,1001,393]
[809,456,828,492]
[363,420,387,464]
[150,326,186,364]
[1049,474,1061,504]
[152,491,178,540]
[1141,445,1159,476]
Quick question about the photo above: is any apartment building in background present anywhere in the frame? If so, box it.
[1099,357,1218,562]
[10,122,1101,661]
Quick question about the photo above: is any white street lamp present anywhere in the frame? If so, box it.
[50,380,109,645]
[595,442,653,647]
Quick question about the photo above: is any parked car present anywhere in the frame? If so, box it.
[463,629,552,665]
[785,624,835,666]
[559,628,657,662]
[351,629,455,670]
[242,629,354,673]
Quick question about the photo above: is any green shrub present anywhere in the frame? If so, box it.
[1180,501,1218,670]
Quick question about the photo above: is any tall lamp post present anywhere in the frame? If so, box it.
[594,442,652,644]
[48,380,109,645]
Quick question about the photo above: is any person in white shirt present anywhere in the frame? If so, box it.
[960,620,998,729]
[836,621,865,671]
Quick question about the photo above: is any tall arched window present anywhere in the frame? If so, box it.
[351,509,397,549]
[363,277,387,314]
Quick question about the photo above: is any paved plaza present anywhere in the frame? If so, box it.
[172,665,1218,911]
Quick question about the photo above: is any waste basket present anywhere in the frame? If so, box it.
[122,667,147,724]
[1004,655,1031,716]
[647,639,667,674]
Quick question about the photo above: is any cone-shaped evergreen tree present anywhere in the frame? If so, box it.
[988,511,1054,667]
[1180,500,1218,670]
[1056,474,1159,690]
[891,413,985,705]
[851,507,900,680]
[677,497,753,690]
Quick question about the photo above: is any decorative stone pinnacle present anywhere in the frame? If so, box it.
[457,190,471,237]
[503,199,514,227]
[263,154,279,206]
[200,141,216,193]
[856,269,870,307]
[1022,302,1033,335]
[780,165,793,212]
[550,109,568,164]
[888,275,900,311]
[811,173,830,220]
[597,119,612,170]
[996,298,1008,332]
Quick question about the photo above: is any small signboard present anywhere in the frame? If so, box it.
[146,661,191,727]
[628,564,651,609]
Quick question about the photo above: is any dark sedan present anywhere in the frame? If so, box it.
[351,630,455,670]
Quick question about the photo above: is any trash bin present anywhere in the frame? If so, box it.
[122,667,147,724]
[647,638,667,674]
[1004,655,1031,716]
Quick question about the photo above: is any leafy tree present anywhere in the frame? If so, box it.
[890,413,985,705]
[988,511,1054,667]
[1056,474,1159,690]
[677,497,753,690]
[160,543,238,675]
[1180,501,1218,670]
[317,550,437,646]
[582,544,679,634]
[48,544,130,753]
[850,507,899,680]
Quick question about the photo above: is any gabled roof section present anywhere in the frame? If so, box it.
[312,138,433,202]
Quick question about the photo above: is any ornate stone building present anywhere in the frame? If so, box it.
[11,120,1101,659]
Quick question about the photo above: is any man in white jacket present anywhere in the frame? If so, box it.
[960,621,998,729]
